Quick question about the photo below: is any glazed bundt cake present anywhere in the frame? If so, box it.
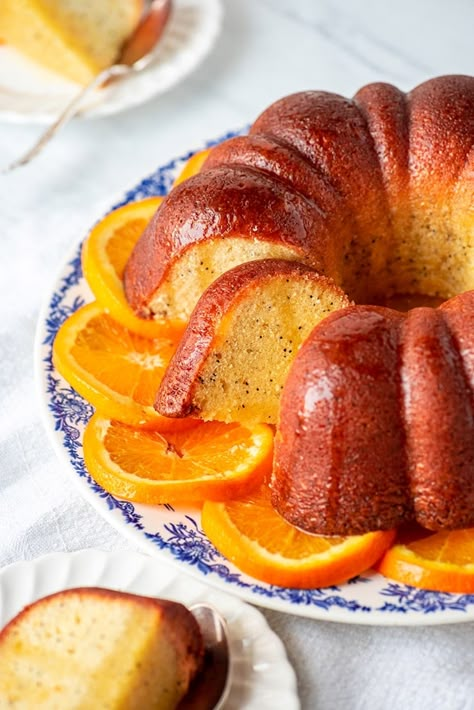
[125,74,474,535]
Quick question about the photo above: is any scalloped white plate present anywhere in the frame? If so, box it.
[0,0,222,123]
[0,549,299,709]
[35,135,474,626]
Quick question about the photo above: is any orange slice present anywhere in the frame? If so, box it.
[376,525,474,593]
[82,198,181,338]
[83,414,274,504]
[172,148,212,187]
[202,486,396,588]
[53,302,188,429]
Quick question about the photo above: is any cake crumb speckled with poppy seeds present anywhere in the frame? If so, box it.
[0,587,204,709]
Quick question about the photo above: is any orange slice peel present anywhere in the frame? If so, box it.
[376,525,474,593]
[172,148,212,187]
[53,302,188,429]
[82,198,183,338]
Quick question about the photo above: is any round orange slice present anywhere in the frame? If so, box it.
[376,525,474,593]
[53,302,188,429]
[82,198,182,338]
[172,148,212,188]
[83,414,274,504]
[202,486,396,588]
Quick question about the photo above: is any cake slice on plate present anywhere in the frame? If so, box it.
[0,587,204,709]
[0,0,143,84]
[155,259,351,425]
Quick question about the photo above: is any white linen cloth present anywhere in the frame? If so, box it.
[1,1,474,708]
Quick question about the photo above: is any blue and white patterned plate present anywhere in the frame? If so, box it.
[35,135,474,626]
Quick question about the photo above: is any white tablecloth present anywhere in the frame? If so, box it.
[1,1,474,708]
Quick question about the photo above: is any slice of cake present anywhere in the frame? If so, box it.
[155,259,351,425]
[0,0,143,84]
[0,587,204,709]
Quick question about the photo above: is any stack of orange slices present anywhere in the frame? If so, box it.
[53,150,474,593]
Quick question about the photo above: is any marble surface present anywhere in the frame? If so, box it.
[1,1,473,708]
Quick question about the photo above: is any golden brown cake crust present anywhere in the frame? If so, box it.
[272,305,411,535]
[404,291,474,530]
[124,166,338,317]
[124,75,474,319]
[203,133,347,224]
[353,82,410,255]
[407,75,474,194]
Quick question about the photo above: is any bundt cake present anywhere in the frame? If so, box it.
[0,587,204,709]
[125,74,474,535]
[156,259,350,424]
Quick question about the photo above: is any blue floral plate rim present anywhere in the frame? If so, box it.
[34,133,474,626]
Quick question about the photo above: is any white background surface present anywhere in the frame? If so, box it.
[1,1,473,708]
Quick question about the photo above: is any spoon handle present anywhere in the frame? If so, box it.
[178,603,231,710]
[2,63,130,174]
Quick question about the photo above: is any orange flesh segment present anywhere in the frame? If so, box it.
[222,490,345,558]
[83,416,274,504]
[172,148,212,187]
[202,485,396,588]
[53,302,188,429]
[69,309,173,406]
[408,529,474,564]
[106,421,269,480]
[377,526,474,593]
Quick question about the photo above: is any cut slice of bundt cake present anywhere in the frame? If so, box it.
[155,259,351,425]
[0,588,204,709]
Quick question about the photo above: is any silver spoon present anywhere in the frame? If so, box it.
[178,603,231,710]
[2,0,172,174]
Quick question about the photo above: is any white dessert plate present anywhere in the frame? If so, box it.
[0,0,222,124]
[35,134,474,626]
[0,548,299,709]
